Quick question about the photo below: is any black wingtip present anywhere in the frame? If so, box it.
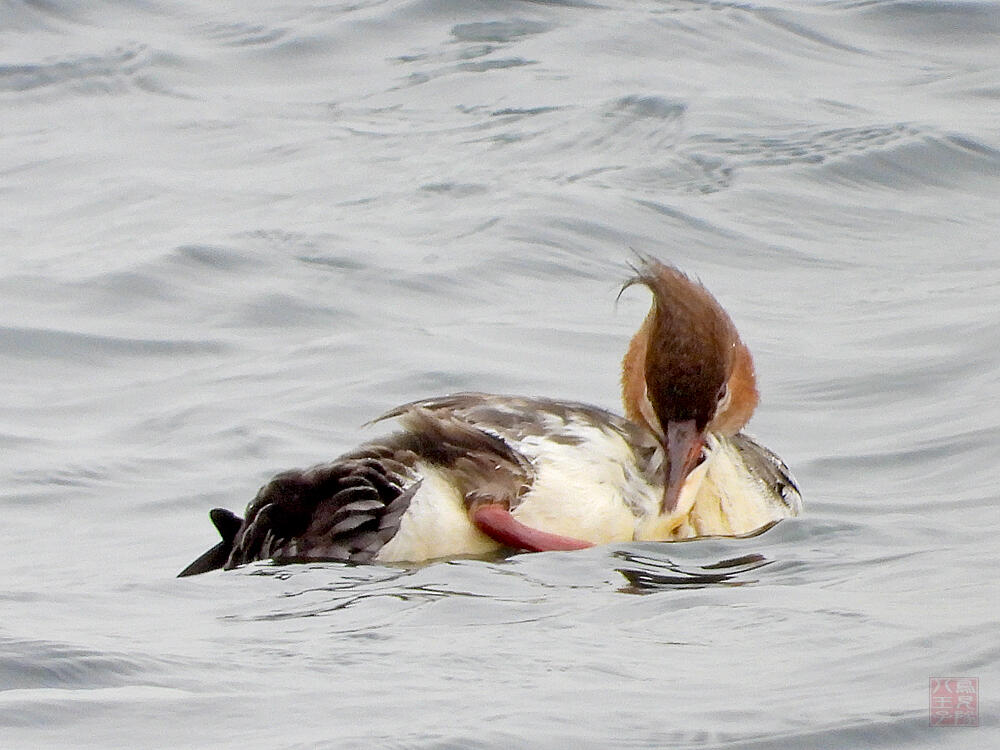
[177,508,244,578]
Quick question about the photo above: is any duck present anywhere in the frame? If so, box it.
[178,257,801,576]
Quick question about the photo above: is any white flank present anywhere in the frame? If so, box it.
[374,461,500,563]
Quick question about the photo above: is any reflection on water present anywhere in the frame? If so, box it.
[614,549,774,592]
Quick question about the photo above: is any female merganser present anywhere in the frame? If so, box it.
[179,257,800,576]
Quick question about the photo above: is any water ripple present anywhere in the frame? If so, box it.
[0,637,152,692]
[0,326,227,362]
[0,44,152,94]
[450,19,554,43]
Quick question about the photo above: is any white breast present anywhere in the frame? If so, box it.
[660,433,801,539]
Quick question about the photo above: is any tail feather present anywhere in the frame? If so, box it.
[177,508,244,577]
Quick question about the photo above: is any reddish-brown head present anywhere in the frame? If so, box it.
[620,258,758,512]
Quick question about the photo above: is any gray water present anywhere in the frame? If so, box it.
[2,1,999,748]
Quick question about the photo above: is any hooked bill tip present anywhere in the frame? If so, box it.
[661,419,705,515]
